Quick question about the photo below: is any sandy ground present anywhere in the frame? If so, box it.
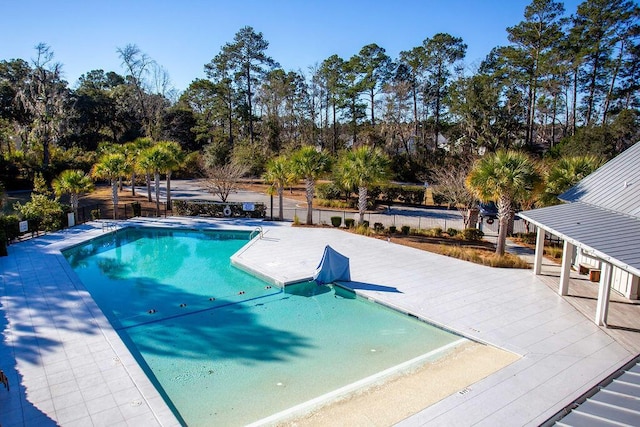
[278,342,519,427]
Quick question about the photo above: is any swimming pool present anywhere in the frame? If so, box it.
[63,227,465,426]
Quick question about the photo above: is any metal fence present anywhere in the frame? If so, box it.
[270,206,549,238]
[74,202,168,225]
[74,200,551,238]
[272,206,468,232]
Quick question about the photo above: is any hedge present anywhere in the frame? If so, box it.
[172,200,266,218]
[316,182,344,200]
[317,182,426,206]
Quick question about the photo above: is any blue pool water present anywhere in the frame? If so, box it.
[63,227,464,426]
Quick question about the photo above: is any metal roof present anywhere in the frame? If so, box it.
[519,142,640,278]
[519,202,640,277]
[561,142,640,218]
[555,357,640,426]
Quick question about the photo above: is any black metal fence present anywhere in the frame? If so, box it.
[74,202,169,225]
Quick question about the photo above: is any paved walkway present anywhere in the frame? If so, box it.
[0,218,637,426]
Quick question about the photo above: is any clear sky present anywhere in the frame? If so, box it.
[1,0,583,93]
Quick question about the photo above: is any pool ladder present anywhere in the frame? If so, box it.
[101,221,119,232]
[250,226,263,240]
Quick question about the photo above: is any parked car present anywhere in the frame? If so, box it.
[478,202,498,219]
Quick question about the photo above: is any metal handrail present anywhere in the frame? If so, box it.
[249,226,263,240]
[101,220,119,232]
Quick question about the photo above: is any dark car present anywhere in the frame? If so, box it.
[478,202,498,219]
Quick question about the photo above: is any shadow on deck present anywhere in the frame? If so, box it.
[537,271,640,354]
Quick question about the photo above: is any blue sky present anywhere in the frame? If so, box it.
[1,0,583,92]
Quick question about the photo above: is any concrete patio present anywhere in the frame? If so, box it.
[1,218,637,426]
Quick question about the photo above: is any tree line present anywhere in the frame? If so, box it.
[0,0,638,194]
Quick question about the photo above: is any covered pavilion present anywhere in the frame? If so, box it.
[519,142,640,327]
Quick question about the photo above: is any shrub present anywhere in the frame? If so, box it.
[0,215,20,241]
[446,228,459,237]
[373,222,384,232]
[330,216,342,227]
[316,199,351,209]
[463,228,484,241]
[431,227,443,237]
[487,255,530,268]
[361,220,369,228]
[432,192,447,206]
[91,209,101,220]
[382,186,401,204]
[293,214,300,225]
[354,224,374,236]
[401,225,410,235]
[345,218,355,228]
[512,232,537,245]
[14,194,65,232]
[132,202,142,217]
[440,246,529,269]
[544,245,563,259]
[0,230,6,256]
[171,200,266,218]
[378,184,427,205]
[315,182,343,200]
[398,187,426,205]
[388,225,396,234]
[368,186,383,202]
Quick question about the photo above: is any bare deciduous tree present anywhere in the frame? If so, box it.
[431,158,477,229]
[205,163,247,202]
[117,44,175,138]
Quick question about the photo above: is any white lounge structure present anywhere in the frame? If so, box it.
[519,141,640,326]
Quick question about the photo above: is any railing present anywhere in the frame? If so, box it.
[75,202,169,225]
[249,226,263,240]
[271,206,536,236]
[280,207,467,232]
[100,220,119,232]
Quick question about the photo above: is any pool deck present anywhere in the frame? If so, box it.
[1,218,637,426]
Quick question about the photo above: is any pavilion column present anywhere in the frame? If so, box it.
[533,226,545,275]
[559,240,575,296]
[595,261,612,326]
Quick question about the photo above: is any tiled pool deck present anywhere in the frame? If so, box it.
[0,218,636,426]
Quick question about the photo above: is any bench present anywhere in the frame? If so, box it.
[579,264,590,275]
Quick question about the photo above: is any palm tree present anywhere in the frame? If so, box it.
[124,137,153,197]
[336,146,390,224]
[138,144,173,215]
[136,149,155,203]
[466,150,541,256]
[156,141,185,210]
[540,155,602,206]
[263,155,294,221]
[91,153,128,219]
[96,142,129,192]
[290,146,331,225]
[52,169,94,223]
